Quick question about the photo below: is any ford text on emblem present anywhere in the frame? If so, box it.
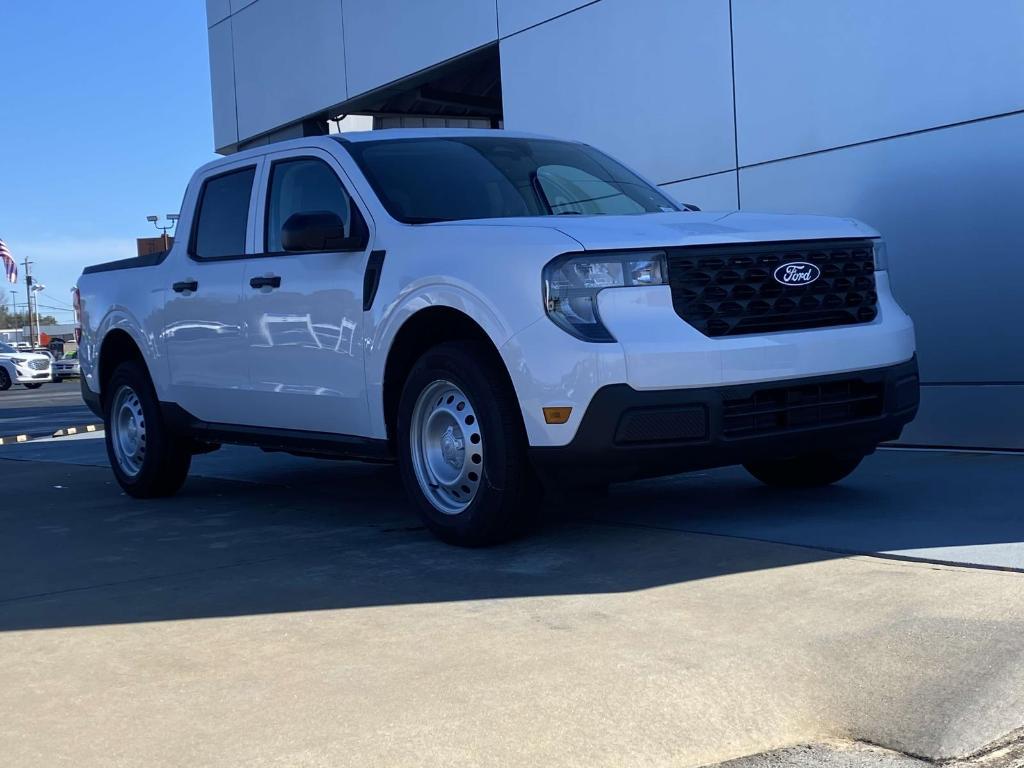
[774,262,821,286]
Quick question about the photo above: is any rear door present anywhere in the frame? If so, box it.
[239,146,373,436]
[162,159,260,425]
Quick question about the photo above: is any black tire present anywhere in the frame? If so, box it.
[396,340,542,546]
[744,452,865,488]
[103,360,191,498]
[0,368,10,391]
[23,383,43,389]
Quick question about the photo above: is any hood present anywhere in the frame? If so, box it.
[0,350,50,362]
[433,211,879,251]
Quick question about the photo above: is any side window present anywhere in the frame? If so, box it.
[265,158,362,253]
[191,166,256,259]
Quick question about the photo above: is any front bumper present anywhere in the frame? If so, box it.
[503,273,916,448]
[529,356,919,484]
[13,370,52,384]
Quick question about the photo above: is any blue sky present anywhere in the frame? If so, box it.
[0,2,217,322]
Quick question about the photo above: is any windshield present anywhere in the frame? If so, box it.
[0,341,16,354]
[340,136,680,224]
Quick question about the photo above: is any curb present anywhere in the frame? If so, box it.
[0,424,104,446]
[51,424,102,438]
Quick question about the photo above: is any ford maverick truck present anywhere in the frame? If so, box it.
[77,129,919,545]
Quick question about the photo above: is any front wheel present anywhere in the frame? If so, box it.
[744,452,865,488]
[0,368,11,391]
[397,341,541,546]
[104,360,192,498]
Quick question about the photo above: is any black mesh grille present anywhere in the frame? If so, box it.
[615,406,707,445]
[666,239,878,336]
[722,378,885,439]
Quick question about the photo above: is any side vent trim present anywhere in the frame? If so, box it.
[362,249,386,311]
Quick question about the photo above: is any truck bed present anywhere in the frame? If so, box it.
[81,250,170,275]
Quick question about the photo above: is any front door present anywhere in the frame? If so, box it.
[162,161,259,425]
[239,149,372,436]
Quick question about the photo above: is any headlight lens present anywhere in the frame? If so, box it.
[10,357,26,365]
[543,251,667,341]
[873,239,888,271]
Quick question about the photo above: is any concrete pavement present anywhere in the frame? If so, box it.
[1,442,1023,767]
[717,736,1024,768]
[5,435,1023,570]
[592,448,1024,571]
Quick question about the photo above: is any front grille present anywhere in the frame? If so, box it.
[722,378,884,439]
[667,239,878,336]
[28,359,49,370]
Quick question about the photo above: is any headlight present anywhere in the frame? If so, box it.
[10,357,26,365]
[873,240,888,271]
[543,250,667,342]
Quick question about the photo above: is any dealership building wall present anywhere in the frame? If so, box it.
[206,0,1024,449]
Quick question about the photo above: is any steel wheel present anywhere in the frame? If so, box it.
[409,379,483,515]
[110,384,147,478]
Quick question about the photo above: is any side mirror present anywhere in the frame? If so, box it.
[281,210,365,252]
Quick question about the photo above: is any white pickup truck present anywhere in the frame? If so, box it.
[77,129,918,545]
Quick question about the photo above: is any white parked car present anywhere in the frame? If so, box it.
[53,351,81,381]
[0,341,52,390]
[76,129,918,545]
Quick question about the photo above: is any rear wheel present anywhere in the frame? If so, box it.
[23,383,43,389]
[744,452,865,488]
[0,368,10,391]
[397,341,541,546]
[104,360,191,498]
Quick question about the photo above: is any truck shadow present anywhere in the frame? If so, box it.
[0,447,1020,631]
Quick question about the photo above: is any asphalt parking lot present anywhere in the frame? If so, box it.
[0,383,96,437]
[1,386,1022,767]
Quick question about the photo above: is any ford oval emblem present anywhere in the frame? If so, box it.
[774,261,821,286]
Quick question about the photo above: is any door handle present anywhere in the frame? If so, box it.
[172,280,198,293]
[249,275,282,290]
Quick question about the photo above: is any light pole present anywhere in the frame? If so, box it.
[23,257,33,347]
[30,280,45,348]
[147,214,179,251]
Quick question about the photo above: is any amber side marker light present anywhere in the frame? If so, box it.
[543,407,573,425]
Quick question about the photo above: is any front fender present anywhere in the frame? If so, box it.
[364,279,544,440]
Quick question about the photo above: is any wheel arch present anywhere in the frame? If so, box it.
[97,328,150,402]
[0,359,13,389]
[380,306,517,449]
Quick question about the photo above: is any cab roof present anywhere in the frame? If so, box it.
[332,127,558,143]
[196,128,566,179]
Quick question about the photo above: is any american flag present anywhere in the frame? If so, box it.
[0,238,16,284]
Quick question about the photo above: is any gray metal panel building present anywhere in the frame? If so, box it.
[206,0,1024,449]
